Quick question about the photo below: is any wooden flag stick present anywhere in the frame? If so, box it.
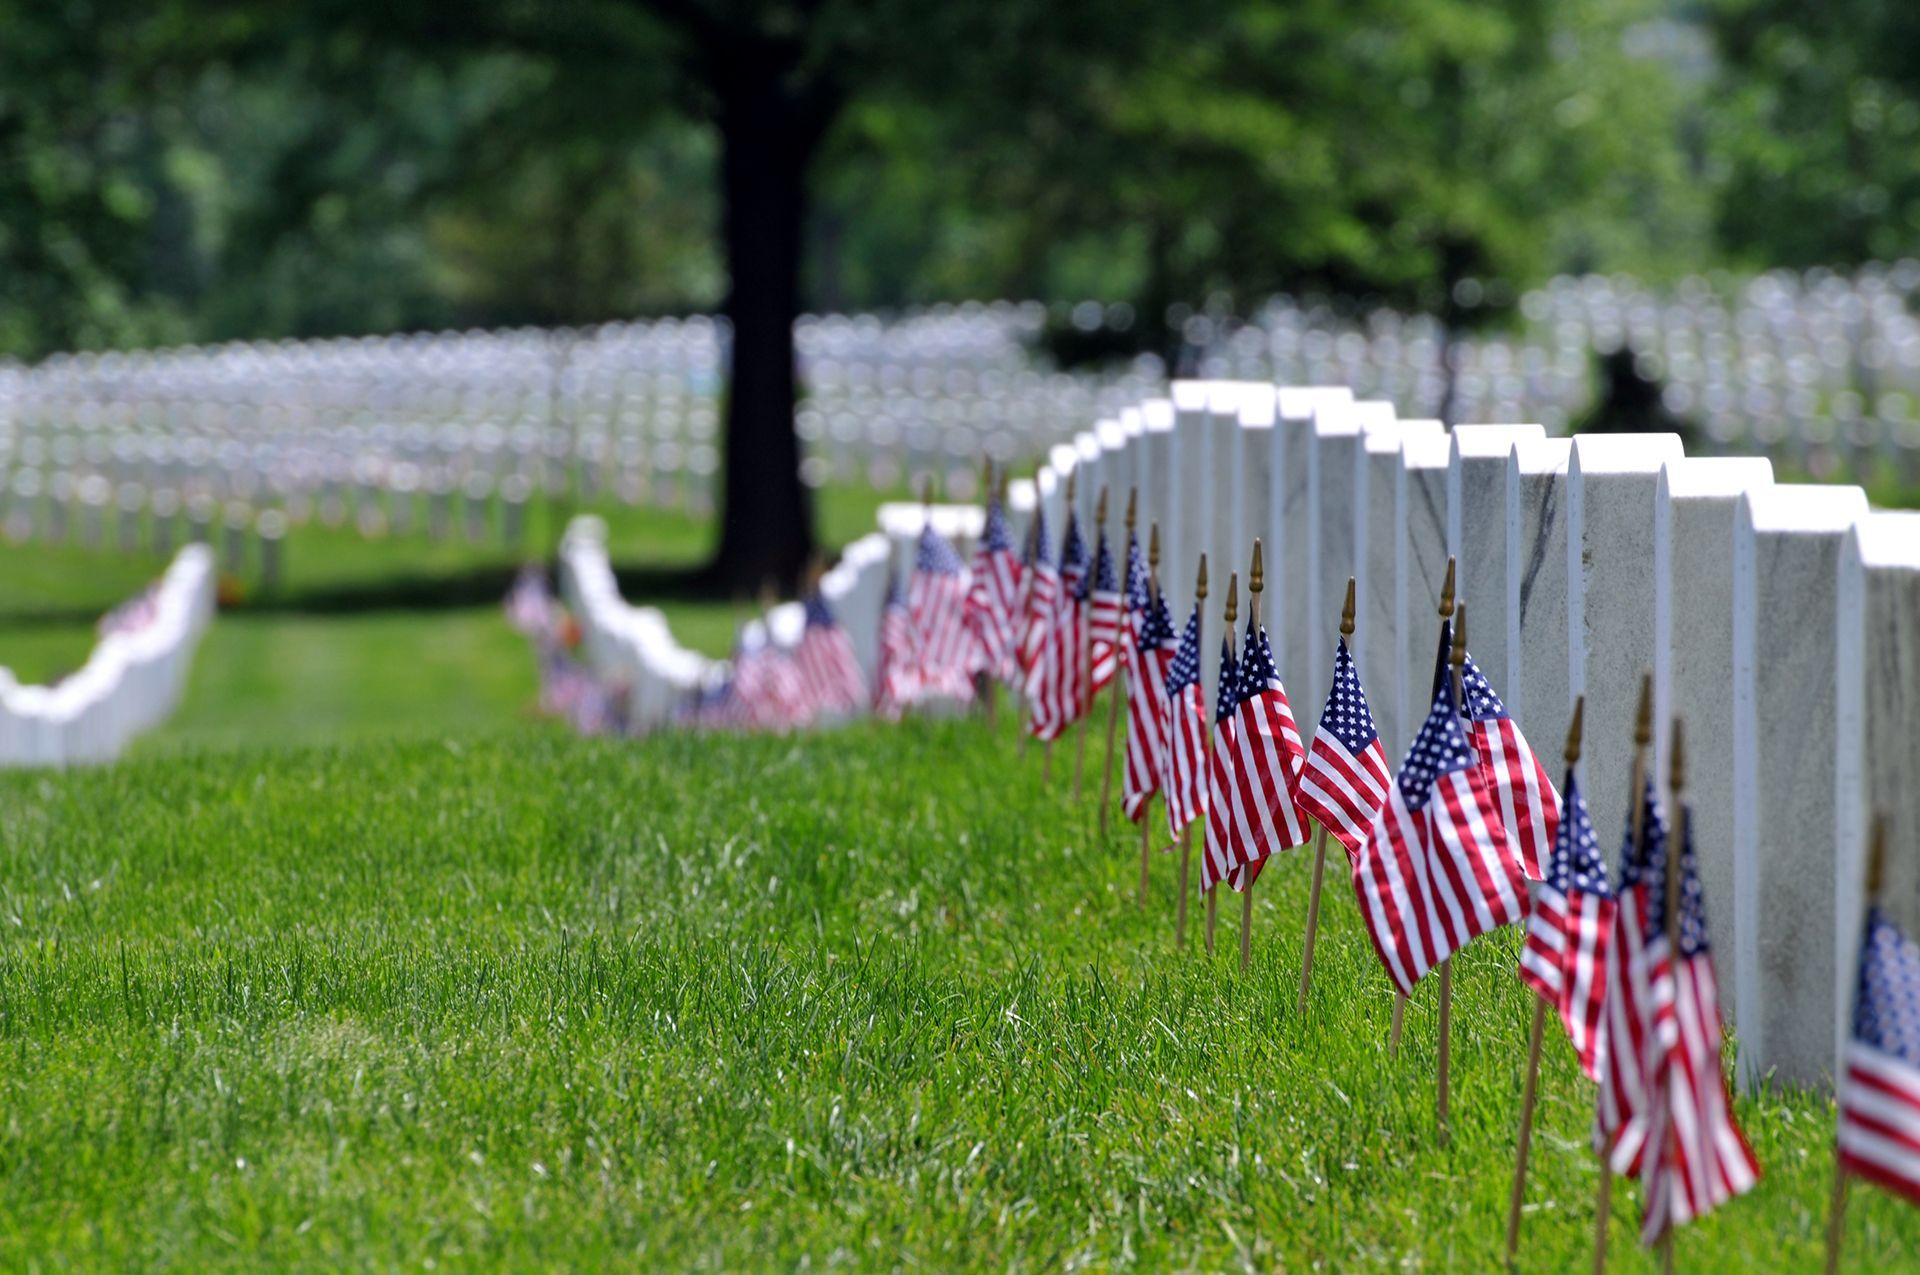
[1299,575,1355,1011]
[1178,553,1208,950]
[1395,557,1454,1056]
[1507,695,1586,1268]
[1100,487,1139,835]
[1208,570,1237,958]
[1827,811,1888,1275]
[1074,485,1109,801]
[1594,671,1656,1275]
[1436,600,1470,1142]
[1239,540,1269,973]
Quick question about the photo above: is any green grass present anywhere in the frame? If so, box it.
[0,719,1904,1270]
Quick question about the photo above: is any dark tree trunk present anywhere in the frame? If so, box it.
[704,46,838,596]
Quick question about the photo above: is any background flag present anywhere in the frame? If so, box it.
[1519,773,1615,1080]
[1087,530,1123,695]
[1460,654,1561,879]
[909,523,975,702]
[1162,604,1208,839]
[1298,636,1390,861]
[1201,636,1239,894]
[965,493,1021,681]
[1223,617,1311,889]
[1121,537,1175,823]
[1595,777,1668,1175]
[1838,906,1920,1204]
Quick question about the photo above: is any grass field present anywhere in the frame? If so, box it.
[0,716,1907,1270]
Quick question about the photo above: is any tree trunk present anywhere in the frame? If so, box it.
[705,51,836,596]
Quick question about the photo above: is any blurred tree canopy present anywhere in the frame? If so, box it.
[0,0,1902,582]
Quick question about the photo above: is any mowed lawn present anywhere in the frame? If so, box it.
[0,720,1904,1270]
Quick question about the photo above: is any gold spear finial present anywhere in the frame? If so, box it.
[1340,576,1356,639]
[1565,695,1586,765]
[1125,486,1138,534]
[1869,812,1889,900]
[1196,552,1209,602]
[1634,672,1654,748]
[1451,600,1468,667]
[1440,556,1457,619]
[1225,571,1239,626]
[1149,521,1161,571]
[1250,540,1265,596]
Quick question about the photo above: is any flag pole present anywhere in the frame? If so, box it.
[1593,671,1656,1275]
[1044,471,1077,787]
[1827,811,1886,1275]
[1239,540,1269,973]
[1396,556,1455,1055]
[1073,484,1108,800]
[1656,721,1689,1275]
[1101,486,1138,835]
[1177,552,1208,951]
[1139,519,1162,909]
[1208,570,1238,957]
[1298,574,1355,1012]
[1437,600,1470,1143]
[1506,694,1586,1268]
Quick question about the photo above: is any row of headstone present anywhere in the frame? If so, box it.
[0,544,218,766]
[993,380,1914,1096]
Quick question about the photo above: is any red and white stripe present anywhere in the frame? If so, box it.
[1596,885,1656,1174]
[874,598,920,721]
[1121,612,1173,824]
[792,622,867,719]
[1088,587,1123,695]
[1522,882,1615,1082]
[909,567,974,703]
[965,546,1020,679]
[1163,680,1209,839]
[1839,1044,1920,1204]
[1470,717,1560,880]
[1224,680,1311,887]
[1299,735,1390,862]
[1202,710,1236,893]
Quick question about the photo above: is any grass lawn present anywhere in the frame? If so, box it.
[0,718,1900,1270]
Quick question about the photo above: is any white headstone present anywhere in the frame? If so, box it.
[1275,387,1353,693]
[1397,432,1453,754]
[1448,425,1545,702]
[1507,438,1572,743]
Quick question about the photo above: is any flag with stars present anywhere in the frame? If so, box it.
[964,492,1021,681]
[1030,510,1089,740]
[1221,616,1312,890]
[1162,604,1209,840]
[1637,805,1758,1246]
[1520,772,1615,1081]
[1122,538,1176,824]
[1086,529,1124,695]
[1350,670,1525,996]
[1839,906,1920,1205]
[1595,777,1667,1175]
[1017,507,1053,684]
[874,568,921,721]
[909,522,975,703]
[1201,635,1241,895]
[792,590,868,719]
[1298,636,1393,861]
[1459,654,1560,880]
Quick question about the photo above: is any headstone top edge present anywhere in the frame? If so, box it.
[1511,437,1573,472]
[1401,434,1454,468]
[1365,419,1446,453]
[1851,511,1920,568]
[1741,483,1870,533]
[1171,380,1212,412]
[1143,401,1175,431]
[1277,385,1355,420]
[1569,432,1686,474]
[1657,456,1775,499]
[1096,420,1128,448]
[1450,423,1547,458]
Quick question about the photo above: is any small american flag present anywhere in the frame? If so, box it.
[1161,604,1209,840]
[1221,618,1312,889]
[965,493,1021,681]
[1638,806,1759,1246]
[874,570,921,721]
[1460,654,1560,879]
[1298,637,1392,861]
[1086,530,1124,695]
[1201,636,1241,894]
[793,591,868,718]
[1519,772,1615,1081]
[503,566,555,636]
[732,623,808,730]
[1017,507,1053,683]
[1350,671,1526,996]
[1121,541,1176,823]
[1839,906,1920,1205]
[910,523,975,703]
[1029,513,1088,740]
[1595,778,1668,1175]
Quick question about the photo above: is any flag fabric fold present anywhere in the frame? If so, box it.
[1298,636,1391,861]
[1201,636,1240,894]
[1839,906,1920,1205]
[1087,530,1124,696]
[1162,604,1209,841]
[1459,654,1561,879]
[909,523,975,703]
[1519,772,1615,1081]
[1121,537,1176,824]
[1221,616,1312,889]
[793,591,868,719]
[1595,777,1668,1175]
[875,571,921,721]
[965,493,1021,681]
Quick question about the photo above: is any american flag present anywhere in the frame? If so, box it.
[1221,617,1312,889]
[1459,654,1561,879]
[1162,604,1209,839]
[910,523,975,703]
[1298,637,1393,861]
[965,493,1021,681]
[1201,635,1241,894]
[732,623,808,730]
[503,565,555,636]
[1594,778,1667,1175]
[1122,538,1176,823]
[792,591,867,718]
[1017,507,1053,684]
[1349,671,1526,996]
[1638,805,1758,1246]
[1086,530,1124,696]
[1029,512,1088,741]
[1519,772,1615,1081]
[1839,906,1920,1205]
[874,570,921,721]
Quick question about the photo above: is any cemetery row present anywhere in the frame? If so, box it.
[546,379,1920,1114]
[0,545,217,765]
[8,264,1920,587]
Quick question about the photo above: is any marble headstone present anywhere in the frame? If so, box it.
[1397,432,1453,757]
[1358,420,1445,753]
[1308,400,1396,695]
[1448,425,1545,702]
[1275,387,1353,695]
[1507,437,1572,752]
